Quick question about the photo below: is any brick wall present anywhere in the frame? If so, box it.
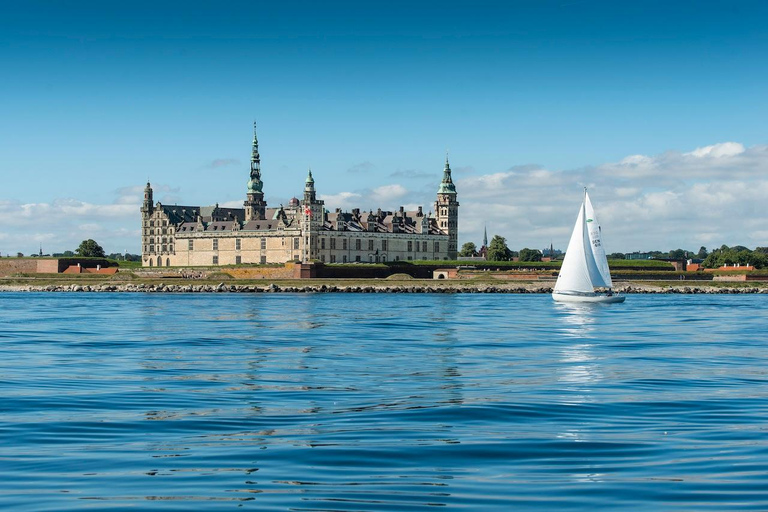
[0,259,38,277]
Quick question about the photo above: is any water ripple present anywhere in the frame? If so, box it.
[1,293,767,510]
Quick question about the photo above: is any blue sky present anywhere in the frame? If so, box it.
[1,0,767,255]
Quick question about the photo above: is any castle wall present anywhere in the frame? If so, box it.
[0,259,39,276]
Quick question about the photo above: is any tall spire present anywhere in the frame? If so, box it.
[250,121,261,179]
[483,224,488,247]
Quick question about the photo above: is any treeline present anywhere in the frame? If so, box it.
[461,237,768,269]
[53,239,141,261]
[460,236,548,262]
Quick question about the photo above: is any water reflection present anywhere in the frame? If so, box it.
[555,303,603,397]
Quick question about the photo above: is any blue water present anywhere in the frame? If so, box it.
[1,293,768,511]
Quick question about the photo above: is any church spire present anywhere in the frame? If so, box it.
[483,224,488,248]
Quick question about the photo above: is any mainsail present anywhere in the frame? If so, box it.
[584,192,613,288]
[554,200,605,293]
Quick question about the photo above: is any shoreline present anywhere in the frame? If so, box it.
[2,283,767,294]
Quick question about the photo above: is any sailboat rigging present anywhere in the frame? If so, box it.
[552,189,625,303]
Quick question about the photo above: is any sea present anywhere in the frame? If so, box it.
[1,292,767,511]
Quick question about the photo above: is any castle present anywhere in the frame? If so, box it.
[140,125,459,267]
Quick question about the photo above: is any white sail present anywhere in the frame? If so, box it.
[554,202,597,293]
[584,192,613,288]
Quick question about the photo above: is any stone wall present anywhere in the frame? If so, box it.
[224,265,295,280]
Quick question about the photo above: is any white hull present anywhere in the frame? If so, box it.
[552,291,626,304]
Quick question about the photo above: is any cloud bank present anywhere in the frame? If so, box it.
[1,142,766,255]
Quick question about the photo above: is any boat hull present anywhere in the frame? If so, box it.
[552,291,626,303]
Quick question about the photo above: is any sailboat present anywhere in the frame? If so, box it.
[552,189,625,303]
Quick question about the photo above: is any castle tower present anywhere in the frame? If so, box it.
[142,181,154,215]
[435,154,459,259]
[301,168,324,262]
[244,122,267,221]
[140,182,154,263]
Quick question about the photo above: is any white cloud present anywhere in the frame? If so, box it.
[2,142,767,257]
[455,142,768,253]
[371,184,408,204]
[687,142,745,158]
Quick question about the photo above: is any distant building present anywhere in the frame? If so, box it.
[626,251,654,260]
[141,125,459,267]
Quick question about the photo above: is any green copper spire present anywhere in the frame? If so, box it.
[251,121,261,174]
[437,153,457,195]
[305,168,314,185]
[247,122,263,193]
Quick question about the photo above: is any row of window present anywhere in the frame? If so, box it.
[317,238,437,253]
[319,254,429,263]
[145,245,174,254]
[186,238,301,251]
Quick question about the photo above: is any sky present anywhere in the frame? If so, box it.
[1,0,766,256]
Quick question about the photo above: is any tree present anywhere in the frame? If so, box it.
[668,248,688,260]
[518,247,542,262]
[459,242,477,257]
[697,246,708,259]
[607,252,625,260]
[487,235,512,261]
[76,239,106,258]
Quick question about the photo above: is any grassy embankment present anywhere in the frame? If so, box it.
[2,258,766,290]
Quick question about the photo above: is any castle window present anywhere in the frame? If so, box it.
[355,239,361,250]
[188,239,193,250]
[149,238,155,244]
[382,240,387,251]
[407,241,413,252]
[213,239,218,250]
[355,255,361,262]
[321,255,326,262]
[236,256,241,264]
[415,241,419,252]
[343,239,348,250]
[407,256,412,260]
[330,238,336,250]
[236,238,241,251]
[150,221,154,227]
[162,245,167,252]
[434,242,439,253]
[294,238,299,250]
[422,241,427,252]
[343,255,347,263]
[149,245,155,253]
[261,238,266,250]
[212,255,218,264]
[169,245,173,253]
[368,239,373,251]
[321,238,326,249]
[261,256,267,264]
[330,255,336,263]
